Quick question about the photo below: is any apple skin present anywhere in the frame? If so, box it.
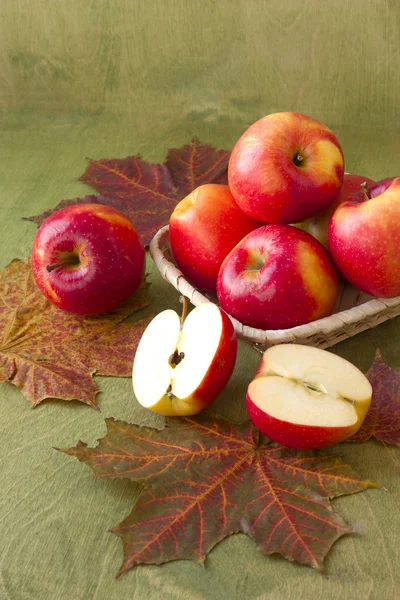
[228,112,344,224]
[216,224,338,330]
[169,184,261,292]
[246,397,360,449]
[32,204,145,314]
[328,177,400,297]
[135,305,238,417]
[297,173,375,249]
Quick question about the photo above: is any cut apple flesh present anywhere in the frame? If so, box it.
[249,377,359,427]
[133,303,224,410]
[250,344,372,427]
[259,344,372,402]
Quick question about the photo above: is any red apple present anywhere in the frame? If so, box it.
[228,112,344,224]
[298,173,375,248]
[246,344,372,449]
[169,184,260,292]
[328,177,400,297]
[216,224,338,330]
[32,204,145,314]
[132,301,237,416]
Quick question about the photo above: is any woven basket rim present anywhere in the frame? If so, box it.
[149,225,400,347]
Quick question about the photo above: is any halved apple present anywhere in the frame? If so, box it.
[132,301,237,416]
[246,344,372,449]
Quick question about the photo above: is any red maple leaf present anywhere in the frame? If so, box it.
[61,413,376,576]
[166,136,229,196]
[349,351,400,445]
[25,138,230,246]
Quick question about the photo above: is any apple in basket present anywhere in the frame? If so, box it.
[217,224,338,330]
[228,112,344,224]
[132,300,237,416]
[169,183,260,292]
[328,177,400,297]
[32,204,145,314]
[246,344,372,449]
[297,173,375,249]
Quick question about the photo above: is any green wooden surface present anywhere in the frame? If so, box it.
[1,1,400,599]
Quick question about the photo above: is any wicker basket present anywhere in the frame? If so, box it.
[149,225,400,350]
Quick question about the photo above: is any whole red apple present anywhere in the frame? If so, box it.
[32,204,145,314]
[298,173,375,248]
[169,184,260,292]
[246,344,372,449]
[328,177,400,297]
[216,224,338,330]
[228,112,344,224]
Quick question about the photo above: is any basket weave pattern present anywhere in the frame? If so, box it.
[149,225,400,350]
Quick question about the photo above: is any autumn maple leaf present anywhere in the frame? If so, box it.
[62,413,376,576]
[0,258,151,407]
[349,351,400,445]
[24,138,230,246]
[165,136,230,196]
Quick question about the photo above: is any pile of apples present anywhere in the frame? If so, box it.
[134,111,398,448]
[169,112,400,329]
[31,111,400,449]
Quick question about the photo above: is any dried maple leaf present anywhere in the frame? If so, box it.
[61,413,376,576]
[165,136,230,196]
[349,351,400,445]
[78,156,177,246]
[0,258,152,407]
[24,138,230,246]
[23,195,100,228]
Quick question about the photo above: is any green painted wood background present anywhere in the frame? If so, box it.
[1,1,400,599]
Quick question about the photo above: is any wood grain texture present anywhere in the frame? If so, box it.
[0,0,399,127]
[0,0,400,598]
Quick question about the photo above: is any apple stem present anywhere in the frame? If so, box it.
[180,295,189,325]
[293,153,304,167]
[361,181,371,200]
[46,257,80,272]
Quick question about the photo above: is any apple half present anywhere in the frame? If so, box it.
[246,344,372,449]
[133,302,237,416]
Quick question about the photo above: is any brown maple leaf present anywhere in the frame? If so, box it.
[0,258,152,407]
[349,351,400,445]
[24,195,100,228]
[24,138,231,246]
[165,136,230,196]
[61,413,376,576]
